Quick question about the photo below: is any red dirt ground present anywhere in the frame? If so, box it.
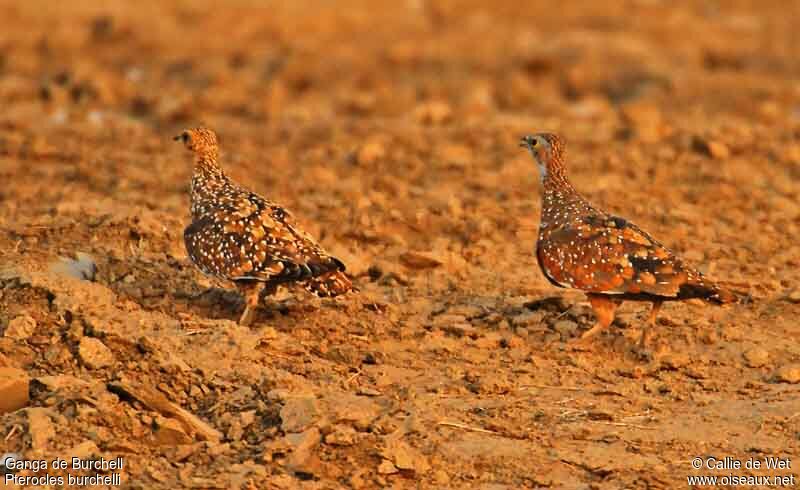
[1,1,799,488]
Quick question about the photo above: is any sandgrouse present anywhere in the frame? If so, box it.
[177,128,353,325]
[520,133,734,348]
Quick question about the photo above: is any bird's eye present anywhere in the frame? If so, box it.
[181,133,189,143]
[530,138,537,147]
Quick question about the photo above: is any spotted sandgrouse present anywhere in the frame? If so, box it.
[520,134,734,348]
[177,128,353,325]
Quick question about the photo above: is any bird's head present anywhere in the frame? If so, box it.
[174,128,219,158]
[519,133,565,181]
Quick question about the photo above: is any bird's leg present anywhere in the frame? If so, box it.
[257,283,290,314]
[638,299,663,351]
[581,293,618,340]
[258,283,278,301]
[237,282,266,326]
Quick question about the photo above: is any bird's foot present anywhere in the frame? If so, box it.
[630,328,662,362]
[565,320,611,351]
[631,343,655,362]
[567,335,595,352]
[238,305,257,326]
[262,298,291,315]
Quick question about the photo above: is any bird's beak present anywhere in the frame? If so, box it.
[173,135,181,141]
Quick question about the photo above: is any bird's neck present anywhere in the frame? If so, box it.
[539,173,592,227]
[190,153,229,217]
[542,168,572,192]
[194,151,224,178]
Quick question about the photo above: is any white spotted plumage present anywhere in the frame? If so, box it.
[178,128,353,324]
[519,133,735,346]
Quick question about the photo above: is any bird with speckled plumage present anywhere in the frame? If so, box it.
[177,127,353,325]
[520,133,735,351]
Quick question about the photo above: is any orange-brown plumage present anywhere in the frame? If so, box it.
[520,134,734,347]
[177,128,352,325]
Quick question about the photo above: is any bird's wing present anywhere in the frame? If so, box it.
[184,192,344,283]
[537,214,707,298]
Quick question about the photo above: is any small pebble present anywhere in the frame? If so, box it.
[377,459,399,475]
[743,347,769,368]
[5,315,37,340]
[772,364,800,384]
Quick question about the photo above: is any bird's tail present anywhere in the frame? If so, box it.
[679,280,738,304]
[305,270,353,297]
[706,284,738,305]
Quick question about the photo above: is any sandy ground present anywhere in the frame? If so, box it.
[1,0,800,488]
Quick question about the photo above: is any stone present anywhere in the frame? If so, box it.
[78,337,115,369]
[26,407,55,450]
[61,440,99,461]
[512,311,545,328]
[431,314,468,328]
[356,387,382,397]
[280,396,320,433]
[324,424,357,446]
[107,381,222,442]
[49,252,97,281]
[326,393,381,431]
[34,374,91,391]
[377,459,399,475]
[743,348,769,368]
[772,365,800,384]
[552,320,578,337]
[0,367,29,414]
[433,469,451,485]
[240,410,256,427]
[266,389,290,402]
[399,251,443,269]
[382,439,430,473]
[284,427,321,474]
[692,136,730,159]
[660,352,690,370]
[5,315,36,340]
[356,141,386,166]
[155,417,193,445]
[787,290,800,303]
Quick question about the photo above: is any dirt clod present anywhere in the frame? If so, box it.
[280,396,320,433]
[693,136,730,159]
[49,252,97,281]
[26,407,56,450]
[0,367,30,414]
[399,251,443,269]
[377,459,399,475]
[743,348,769,368]
[324,424,358,446]
[284,427,322,475]
[382,439,430,473]
[78,337,115,369]
[772,365,800,384]
[155,416,193,445]
[356,141,386,166]
[4,315,36,340]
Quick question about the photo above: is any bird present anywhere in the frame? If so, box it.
[176,127,353,325]
[519,133,735,351]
